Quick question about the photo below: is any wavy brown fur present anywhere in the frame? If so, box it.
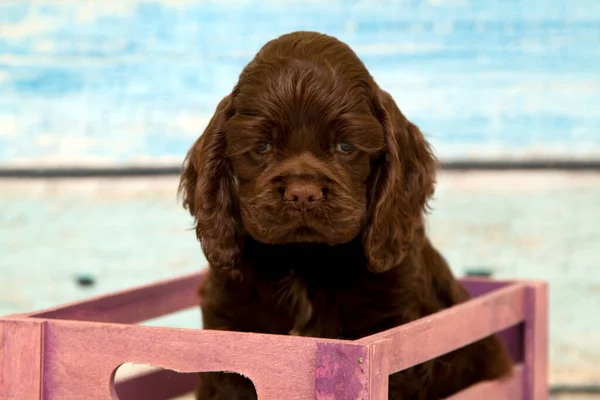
[179,31,513,399]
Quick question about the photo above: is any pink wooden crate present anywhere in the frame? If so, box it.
[0,270,548,400]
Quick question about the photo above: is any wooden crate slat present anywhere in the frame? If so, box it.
[28,271,205,324]
[444,364,524,400]
[40,318,349,399]
[0,318,44,400]
[18,273,514,326]
[460,278,515,298]
[461,276,527,363]
[356,282,527,374]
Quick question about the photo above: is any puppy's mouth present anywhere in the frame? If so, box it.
[294,226,318,236]
[284,225,328,243]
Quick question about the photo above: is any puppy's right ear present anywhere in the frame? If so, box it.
[178,95,241,274]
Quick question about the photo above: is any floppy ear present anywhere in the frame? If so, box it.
[363,89,437,273]
[178,95,241,274]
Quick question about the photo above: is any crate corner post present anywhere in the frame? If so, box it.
[315,340,389,400]
[523,281,549,400]
[367,339,390,400]
[0,317,45,400]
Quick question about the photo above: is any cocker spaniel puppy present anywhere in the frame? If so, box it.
[179,31,512,399]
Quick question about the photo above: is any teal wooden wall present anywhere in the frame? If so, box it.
[1,0,599,166]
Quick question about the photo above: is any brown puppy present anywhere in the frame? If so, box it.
[179,31,512,399]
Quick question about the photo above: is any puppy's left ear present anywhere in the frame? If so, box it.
[364,89,437,273]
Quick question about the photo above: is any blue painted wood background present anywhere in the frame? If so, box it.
[1,0,599,166]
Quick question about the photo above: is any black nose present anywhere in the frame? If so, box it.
[284,181,324,210]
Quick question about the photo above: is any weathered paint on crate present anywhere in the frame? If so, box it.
[0,0,599,166]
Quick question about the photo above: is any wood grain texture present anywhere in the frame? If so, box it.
[0,318,44,400]
[357,282,527,374]
[29,271,204,323]
[523,282,549,400]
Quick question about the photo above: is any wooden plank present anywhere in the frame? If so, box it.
[20,274,507,325]
[460,278,525,363]
[459,278,515,298]
[497,324,525,363]
[40,318,346,399]
[28,271,206,324]
[114,369,197,400]
[367,340,390,400]
[0,318,44,400]
[444,364,525,400]
[523,282,549,400]
[357,283,527,374]
[2,1,599,166]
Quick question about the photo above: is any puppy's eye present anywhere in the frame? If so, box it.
[335,141,356,154]
[255,141,272,154]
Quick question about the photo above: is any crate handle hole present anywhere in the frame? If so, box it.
[113,363,257,400]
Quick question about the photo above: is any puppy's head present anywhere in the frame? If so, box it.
[179,31,436,274]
